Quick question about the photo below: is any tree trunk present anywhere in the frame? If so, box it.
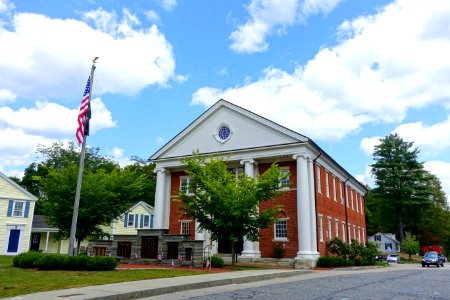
[398,214,404,243]
[231,240,236,265]
[76,239,81,255]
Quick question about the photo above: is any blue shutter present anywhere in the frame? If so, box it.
[150,215,154,228]
[24,202,30,218]
[124,213,128,227]
[135,214,138,228]
[7,200,13,217]
[140,215,143,228]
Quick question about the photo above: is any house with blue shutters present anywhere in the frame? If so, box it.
[103,201,154,237]
[0,171,37,255]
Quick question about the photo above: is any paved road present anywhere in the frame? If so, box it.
[144,263,450,300]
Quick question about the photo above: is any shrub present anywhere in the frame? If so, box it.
[31,254,117,271]
[274,244,284,258]
[327,238,350,259]
[13,251,43,268]
[210,256,224,268]
[317,256,356,268]
[86,256,118,271]
[36,254,68,270]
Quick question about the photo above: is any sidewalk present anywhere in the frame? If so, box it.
[9,268,310,300]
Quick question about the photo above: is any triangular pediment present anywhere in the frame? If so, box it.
[0,172,37,201]
[152,99,309,160]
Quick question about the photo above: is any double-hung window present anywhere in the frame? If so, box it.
[274,219,288,240]
[316,165,322,194]
[325,171,330,198]
[180,177,193,195]
[127,214,136,227]
[335,219,339,238]
[143,215,150,228]
[13,201,25,217]
[180,220,191,235]
[327,217,332,239]
[332,176,337,202]
[279,168,290,189]
[319,215,324,242]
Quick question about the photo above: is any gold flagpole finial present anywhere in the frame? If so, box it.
[92,57,99,64]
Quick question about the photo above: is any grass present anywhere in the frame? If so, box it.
[0,256,210,299]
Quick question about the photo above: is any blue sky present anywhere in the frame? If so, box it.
[0,0,449,199]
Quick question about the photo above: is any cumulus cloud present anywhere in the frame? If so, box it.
[229,0,343,53]
[145,10,161,24]
[0,98,116,137]
[425,161,450,201]
[0,9,176,100]
[198,0,450,142]
[0,0,14,13]
[109,147,131,167]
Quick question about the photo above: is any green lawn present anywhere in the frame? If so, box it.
[0,256,209,299]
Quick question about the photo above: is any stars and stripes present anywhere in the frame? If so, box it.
[76,77,91,144]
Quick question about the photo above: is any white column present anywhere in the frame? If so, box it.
[154,167,167,229]
[240,159,261,258]
[307,156,319,255]
[293,152,319,259]
[45,232,50,253]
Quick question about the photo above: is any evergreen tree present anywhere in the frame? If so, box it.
[371,133,433,242]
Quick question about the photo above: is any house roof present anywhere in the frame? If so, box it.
[0,171,37,201]
[31,215,58,231]
[370,232,400,243]
[151,99,367,193]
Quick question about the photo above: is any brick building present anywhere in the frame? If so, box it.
[150,99,367,267]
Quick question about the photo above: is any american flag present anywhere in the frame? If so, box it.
[76,77,91,144]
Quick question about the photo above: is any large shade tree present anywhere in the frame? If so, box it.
[179,152,287,265]
[370,133,434,242]
[18,142,156,251]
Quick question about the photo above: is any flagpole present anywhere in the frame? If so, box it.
[68,58,98,256]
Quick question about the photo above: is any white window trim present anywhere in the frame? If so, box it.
[362,228,366,245]
[180,176,194,195]
[360,196,364,215]
[355,192,359,213]
[358,226,361,243]
[274,218,289,241]
[316,165,322,194]
[319,215,324,242]
[348,223,352,244]
[332,176,337,202]
[279,167,290,190]
[327,217,332,240]
[353,225,356,242]
[342,222,346,243]
[180,220,192,235]
[340,181,344,204]
[127,214,136,227]
[12,201,25,217]
[351,189,354,210]
[325,171,330,198]
[335,219,339,238]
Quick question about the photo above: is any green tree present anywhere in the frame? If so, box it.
[415,174,450,246]
[41,165,146,250]
[179,152,287,265]
[19,142,156,252]
[402,232,420,261]
[371,133,433,242]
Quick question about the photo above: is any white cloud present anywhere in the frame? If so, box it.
[0,98,116,138]
[0,9,176,99]
[109,147,131,167]
[145,10,161,24]
[198,0,450,141]
[0,88,15,104]
[0,0,14,13]
[158,0,177,12]
[393,116,450,154]
[424,161,450,201]
[360,136,382,156]
[229,0,344,53]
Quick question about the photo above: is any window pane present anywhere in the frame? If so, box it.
[13,201,24,216]
[275,220,287,238]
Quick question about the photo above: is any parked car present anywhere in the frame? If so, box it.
[375,255,385,262]
[422,251,444,268]
[387,254,400,263]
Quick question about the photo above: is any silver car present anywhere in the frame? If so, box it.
[387,254,400,263]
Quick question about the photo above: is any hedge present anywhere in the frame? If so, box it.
[13,251,118,271]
